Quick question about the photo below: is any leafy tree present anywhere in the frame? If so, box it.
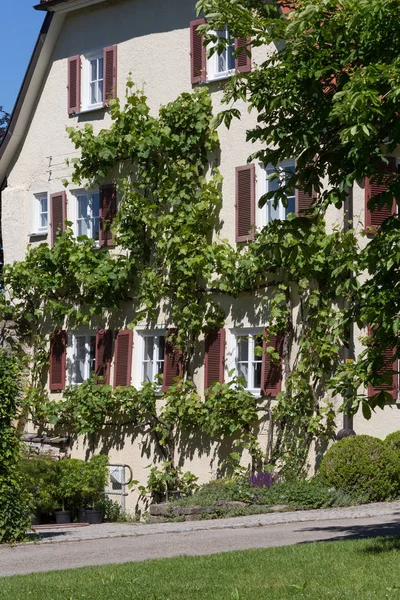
[196,0,400,414]
[0,106,10,143]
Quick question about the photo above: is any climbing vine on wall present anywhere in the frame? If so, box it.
[1,81,371,477]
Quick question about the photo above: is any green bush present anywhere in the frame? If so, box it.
[20,453,58,514]
[385,430,400,453]
[318,435,400,502]
[56,454,108,511]
[264,479,342,509]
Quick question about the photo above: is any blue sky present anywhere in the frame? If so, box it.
[0,1,45,114]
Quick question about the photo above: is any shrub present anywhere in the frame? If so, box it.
[385,430,400,453]
[318,435,400,502]
[20,453,58,514]
[56,454,109,511]
[264,479,339,509]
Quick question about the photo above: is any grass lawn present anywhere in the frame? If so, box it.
[2,536,400,599]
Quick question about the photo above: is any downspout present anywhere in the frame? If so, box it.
[337,186,356,440]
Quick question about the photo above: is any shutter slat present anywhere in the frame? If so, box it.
[367,326,398,400]
[114,330,133,388]
[68,56,81,115]
[365,157,397,233]
[204,328,225,389]
[260,330,284,397]
[99,184,117,247]
[95,329,113,385]
[50,192,67,247]
[236,164,255,242]
[50,330,67,392]
[190,19,206,84]
[162,329,182,392]
[103,45,117,106]
[235,37,251,73]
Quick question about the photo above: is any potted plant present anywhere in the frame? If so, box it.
[55,458,86,523]
[78,455,109,524]
[20,452,58,525]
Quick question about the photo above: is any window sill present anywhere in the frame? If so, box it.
[29,231,47,238]
[72,105,106,117]
[206,71,235,84]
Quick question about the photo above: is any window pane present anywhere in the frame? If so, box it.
[40,197,48,213]
[91,59,97,82]
[253,336,263,360]
[227,39,235,70]
[98,58,104,80]
[90,82,97,105]
[238,362,249,384]
[157,336,165,360]
[89,336,96,375]
[40,213,48,229]
[77,219,89,237]
[253,362,261,389]
[237,338,249,362]
[98,80,103,103]
[143,337,154,362]
[73,337,86,384]
[78,196,89,219]
[143,361,153,383]
[286,196,296,216]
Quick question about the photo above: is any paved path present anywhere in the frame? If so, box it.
[2,501,400,577]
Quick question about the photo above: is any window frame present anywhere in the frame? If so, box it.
[207,26,236,82]
[81,49,104,111]
[32,192,49,236]
[69,332,96,385]
[232,328,264,395]
[71,188,100,243]
[136,330,166,388]
[260,159,296,227]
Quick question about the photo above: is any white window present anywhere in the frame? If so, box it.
[33,193,48,235]
[263,160,296,225]
[208,26,235,81]
[140,333,165,385]
[82,51,104,110]
[70,334,96,384]
[234,330,263,393]
[73,190,100,241]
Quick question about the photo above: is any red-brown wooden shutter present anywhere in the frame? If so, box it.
[204,328,226,389]
[49,330,67,392]
[296,186,316,215]
[365,157,397,233]
[95,329,113,385]
[162,329,182,392]
[236,164,256,242]
[113,330,133,388]
[190,18,206,84]
[103,45,117,106]
[99,184,117,247]
[50,191,67,247]
[68,55,81,115]
[260,330,284,397]
[367,326,398,400]
[235,37,251,73]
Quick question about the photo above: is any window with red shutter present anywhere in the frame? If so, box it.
[95,329,113,385]
[99,184,117,248]
[114,330,133,388]
[162,329,182,392]
[365,157,397,234]
[103,45,117,106]
[190,19,206,84]
[236,164,255,242]
[367,326,398,400]
[49,330,67,392]
[204,329,226,389]
[235,37,251,74]
[50,191,67,247]
[295,161,316,215]
[261,330,284,397]
[68,56,81,115]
